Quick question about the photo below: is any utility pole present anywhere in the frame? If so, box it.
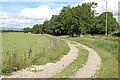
[105,0,108,36]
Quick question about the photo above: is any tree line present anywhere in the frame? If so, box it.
[1,30,23,33]
[23,2,119,36]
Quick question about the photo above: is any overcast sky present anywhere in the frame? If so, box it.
[0,0,120,28]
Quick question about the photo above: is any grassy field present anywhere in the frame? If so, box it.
[53,45,88,78]
[1,33,69,75]
[68,35,118,78]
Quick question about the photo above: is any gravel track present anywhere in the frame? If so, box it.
[71,42,101,78]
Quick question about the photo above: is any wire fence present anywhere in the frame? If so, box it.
[1,37,60,75]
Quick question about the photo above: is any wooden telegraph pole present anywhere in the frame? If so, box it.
[105,0,108,36]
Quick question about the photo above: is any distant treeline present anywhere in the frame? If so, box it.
[1,30,23,32]
[23,2,119,36]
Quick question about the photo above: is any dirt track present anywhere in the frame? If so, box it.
[71,42,101,78]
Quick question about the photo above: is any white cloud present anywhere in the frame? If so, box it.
[83,0,119,15]
[18,4,63,25]
[0,18,32,28]
[1,18,31,24]
[0,12,9,18]
[18,5,61,21]
[0,12,32,24]
[0,12,32,28]
[83,0,120,22]
[0,5,62,28]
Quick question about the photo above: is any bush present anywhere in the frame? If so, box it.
[112,33,120,37]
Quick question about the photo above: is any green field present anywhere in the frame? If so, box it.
[1,33,69,75]
[68,35,118,78]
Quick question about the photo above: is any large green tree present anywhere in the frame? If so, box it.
[32,24,43,34]
[91,12,119,35]
[23,27,31,33]
[31,2,119,36]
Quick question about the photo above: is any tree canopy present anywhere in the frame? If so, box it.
[90,12,119,35]
[28,2,119,36]
[23,27,31,33]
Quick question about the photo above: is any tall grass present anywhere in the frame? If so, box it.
[1,33,69,75]
[85,35,118,57]
[68,35,118,78]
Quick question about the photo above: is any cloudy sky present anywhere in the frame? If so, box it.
[0,0,120,29]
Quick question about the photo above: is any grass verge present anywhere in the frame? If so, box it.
[68,35,118,78]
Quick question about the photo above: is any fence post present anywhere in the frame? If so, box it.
[1,48,4,54]
[34,41,37,65]
[28,47,32,59]
[34,41,37,55]
[42,42,45,51]
[53,37,59,47]
[48,40,51,50]
[12,43,17,71]
[12,43,16,57]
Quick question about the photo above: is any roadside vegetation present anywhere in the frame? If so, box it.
[53,45,88,78]
[68,35,118,78]
[1,33,69,75]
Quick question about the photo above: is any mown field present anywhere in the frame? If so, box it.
[1,33,69,75]
[68,35,119,78]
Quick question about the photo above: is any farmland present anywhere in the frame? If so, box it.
[1,33,69,75]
